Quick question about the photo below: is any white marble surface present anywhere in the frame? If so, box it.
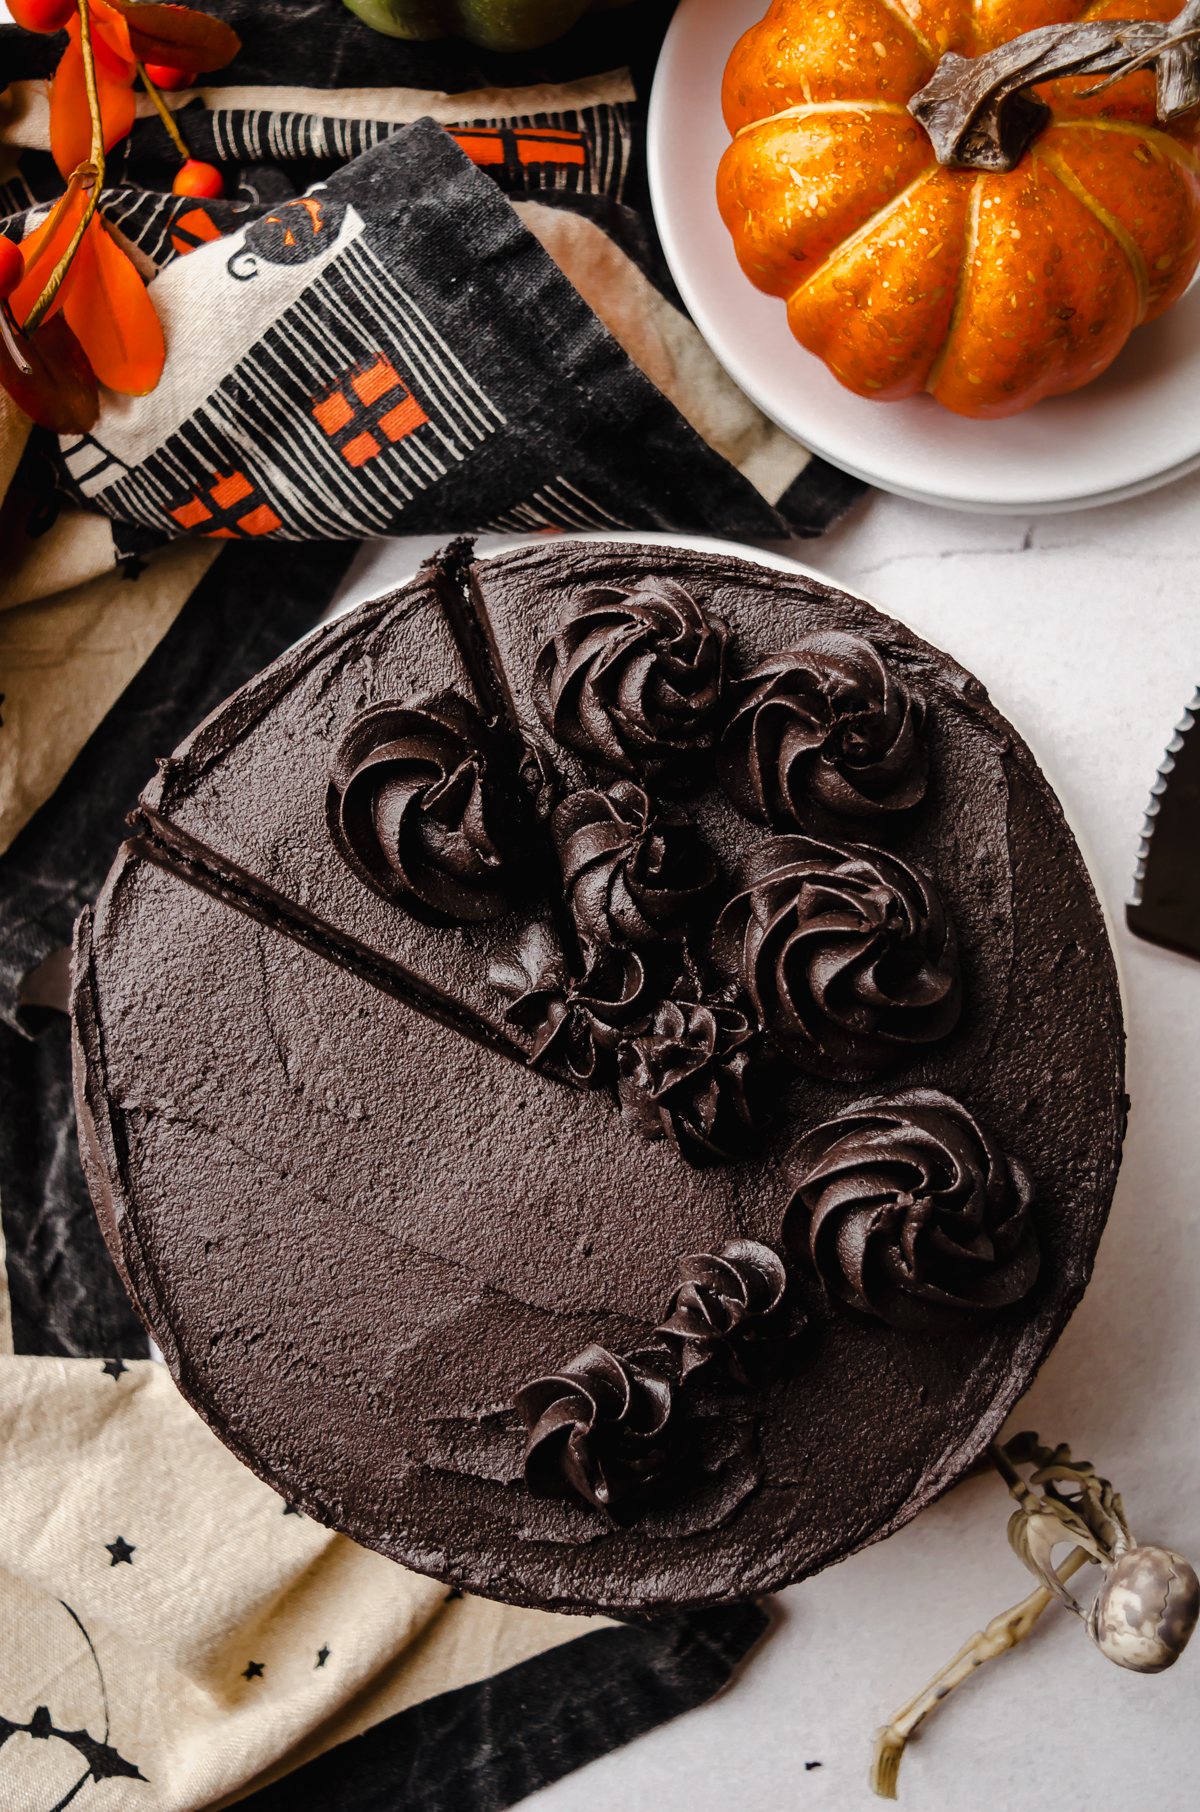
[339,476,1200,1811]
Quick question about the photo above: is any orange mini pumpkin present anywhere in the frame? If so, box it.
[718,0,1200,417]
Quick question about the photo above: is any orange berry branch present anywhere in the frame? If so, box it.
[0,0,239,433]
[25,0,106,335]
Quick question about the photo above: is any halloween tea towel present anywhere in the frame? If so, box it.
[1,0,865,573]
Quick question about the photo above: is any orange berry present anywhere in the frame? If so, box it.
[9,0,75,32]
[0,236,24,302]
[173,160,224,199]
[144,61,196,91]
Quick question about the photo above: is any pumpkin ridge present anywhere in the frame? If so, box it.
[787,164,942,296]
[734,99,914,141]
[1034,143,1151,320]
[873,0,941,63]
[925,172,982,393]
[1052,114,1200,176]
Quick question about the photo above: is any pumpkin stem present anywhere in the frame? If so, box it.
[909,0,1200,172]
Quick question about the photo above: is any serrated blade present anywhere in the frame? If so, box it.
[1127,689,1200,957]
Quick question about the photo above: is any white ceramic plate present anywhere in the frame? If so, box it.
[646,0,1200,514]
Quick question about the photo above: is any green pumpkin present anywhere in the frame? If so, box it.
[342,0,626,53]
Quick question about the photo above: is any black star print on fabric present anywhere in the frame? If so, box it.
[444,1585,464,1601]
[282,1502,303,1517]
[101,1359,128,1381]
[315,1647,330,1669]
[242,1662,265,1681]
[105,1537,135,1567]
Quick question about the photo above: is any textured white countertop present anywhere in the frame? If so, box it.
[340,470,1200,1812]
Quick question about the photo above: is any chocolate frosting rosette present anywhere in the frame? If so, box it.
[550,780,721,955]
[515,1239,797,1517]
[503,943,654,1086]
[654,1239,799,1386]
[718,631,927,827]
[782,1088,1039,1331]
[516,1345,675,1517]
[326,689,517,922]
[616,1000,769,1165]
[712,834,961,1077]
[532,577,729,789]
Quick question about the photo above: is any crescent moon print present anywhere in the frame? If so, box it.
[0,1603,146,1811]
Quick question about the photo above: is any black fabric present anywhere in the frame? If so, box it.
[236,1601,769,1812]
[0,1015,148,1357]
[0,536,358,1033]
[51,123,798,546]
[777,454,870,539]
[0,0,677,93]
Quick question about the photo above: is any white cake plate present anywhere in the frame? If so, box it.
[646,0,1200,515]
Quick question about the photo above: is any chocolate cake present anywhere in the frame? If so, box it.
[69,538,1125,1613]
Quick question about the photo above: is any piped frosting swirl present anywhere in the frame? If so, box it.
[551,780,720,955]
[517,1238,797,1515]
[718,633,926,827]
[327,690,516,922]
[712,835,960,1076]
[532,577,729,789]
[616,1000,769,1166]
[782,1088,1038,1330]
[516,1345,674,1516]
[654,1239,798,1385]
[505,945,652,1086]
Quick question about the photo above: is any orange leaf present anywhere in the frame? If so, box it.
[0,303,99,434]
[50,26,136,178]
[90,0,135,62]
[62,215,165,394]
[105,0,241,71]
[9,186,89,324]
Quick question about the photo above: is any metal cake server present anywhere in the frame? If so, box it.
[1127,689,1200,957]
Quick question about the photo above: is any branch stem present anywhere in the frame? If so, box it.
[137,62,190,160]
[22,0,106,335]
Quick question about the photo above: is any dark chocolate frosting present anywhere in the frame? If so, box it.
[616,1000,769,1166]
[517,1237,793,1518]
[71,539,1125,1616]
[782,1088,1039,1331]
[712,835,960,1077]
[654,1239,798,1386]
[326,689,516,922]
[532,577,730,789]
[718,633,926,827]
[551,781,720,955]
[517,1345,675,1517]
[503,943,652,1085]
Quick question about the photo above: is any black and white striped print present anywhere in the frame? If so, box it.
[68,235,506,541]
[205,103,631,198]
[484,478,638,534]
